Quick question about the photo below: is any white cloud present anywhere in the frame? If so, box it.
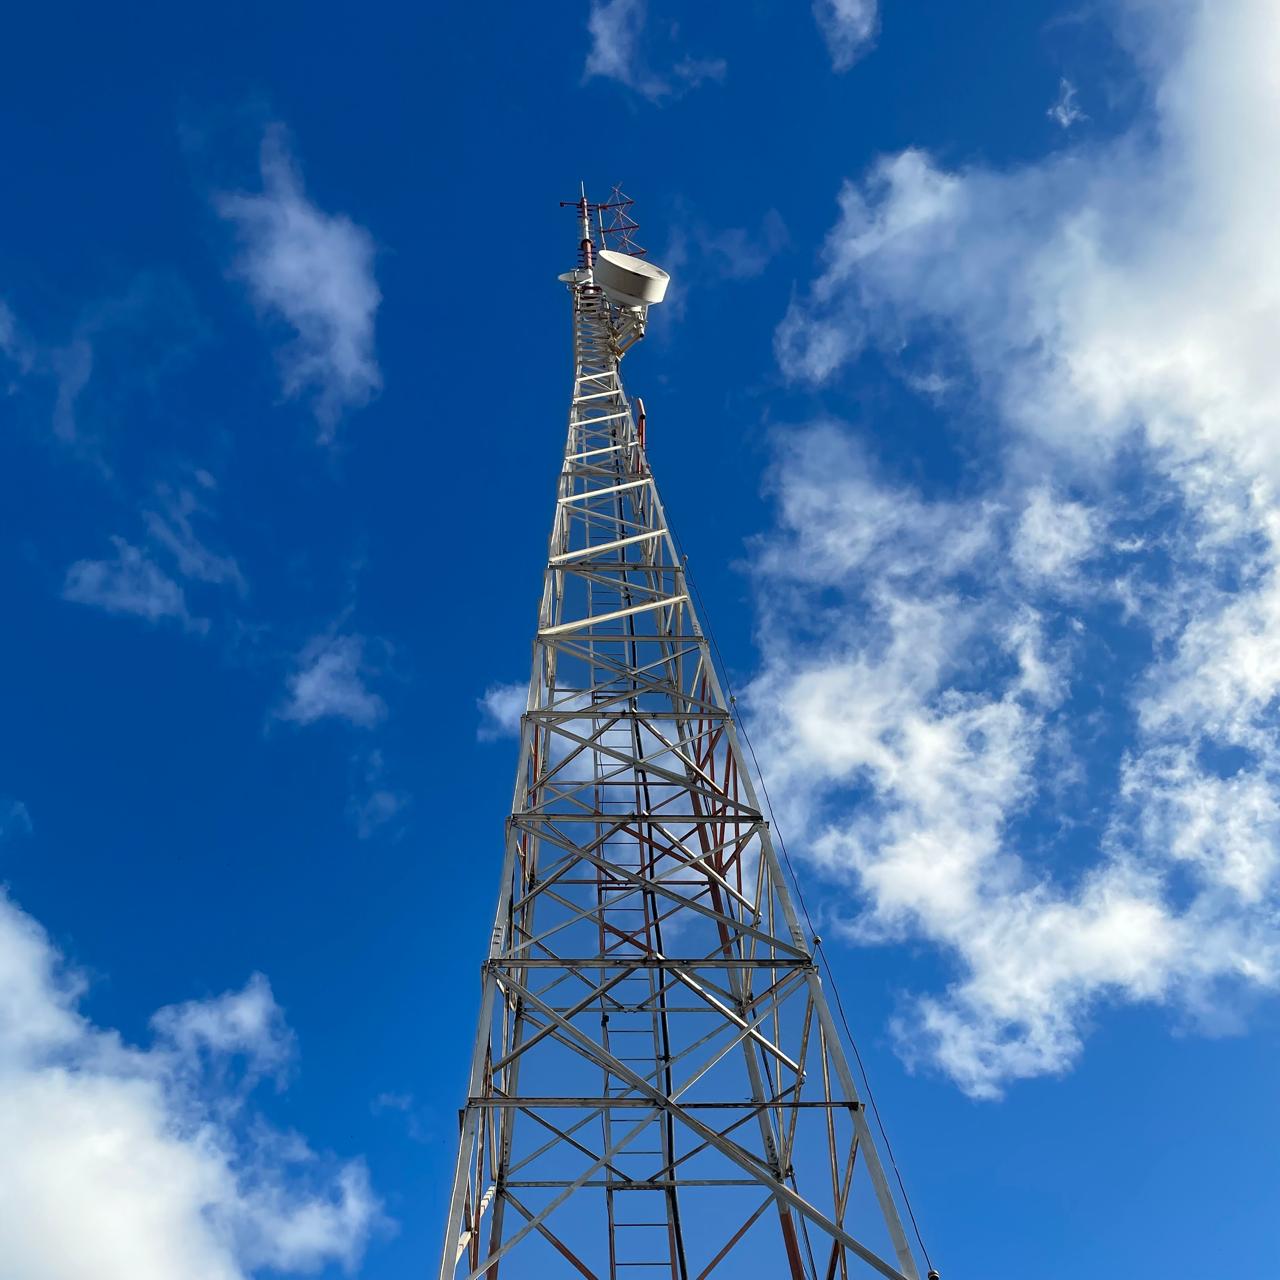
[278,634,386,729]
[0,888,381,1278]
[1137,540,1280,749]
[150,972,293,1081]
[218,126,381,440]
[63,537,201,631]
[1047,77,1085,128]
[62,477,243,633]
[1011,486,1099,586]
[748,431,1280,1096]
[778,4,1280,485]
[812,0,879,72]
[477,680,526,741]
[584,0,725,102]
[1128,747,1280,905]
[584,0,649,87]
[143,481,245,593]
[760,0,1280,1096]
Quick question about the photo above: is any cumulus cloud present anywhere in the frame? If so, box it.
[748,422,1280,1097]
[63,536,200,630]
[476,680,527,741]
[584,0,725,102]
[1011,486,1099,587]
[812,0,879,72]
[150,972,294,1082]
[279,634,386,729]
[218,126,381,440]
[759,0,1280,1096]
[0,888,381,1277]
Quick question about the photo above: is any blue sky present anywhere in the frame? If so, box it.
[1,0,1277,1276]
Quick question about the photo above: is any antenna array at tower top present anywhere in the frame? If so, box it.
[560,184,647,257]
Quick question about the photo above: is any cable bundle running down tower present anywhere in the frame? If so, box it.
[439,195,930,1280]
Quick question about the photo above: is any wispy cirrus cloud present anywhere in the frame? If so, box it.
[49,339,92,443]
[1,275,203,459]
[1047,77,1086,129]
[0,888,383,1277]
[584,0,725,102]
[346,749,409,840]
[62,472,244,632]
[143,478,246,593]
[659,208,789,325]
[218,126,381,441]
[812,0,879,71]
[63,536,201,631]
[370,1090,436,1144]
[760,0,1280,1097]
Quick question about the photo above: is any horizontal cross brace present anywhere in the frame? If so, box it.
[558,477,650,504]
[513,813,762,825]
[467,1099,862,1110]
[565,440,627,461]
[503,1180,761,1189]
[539,595,687,637]
[526,710,729,723]
[551,530,665,563]
[486,958,810,969]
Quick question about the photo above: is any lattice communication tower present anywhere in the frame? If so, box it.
[439,193,936,1280]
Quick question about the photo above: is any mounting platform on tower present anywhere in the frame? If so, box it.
[438,189,936,1280]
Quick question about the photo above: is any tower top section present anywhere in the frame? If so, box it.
[558,184,671,349]
[560,182,649,255]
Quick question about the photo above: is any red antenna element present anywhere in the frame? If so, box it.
[559,184,647,259]
[599,184,645,257]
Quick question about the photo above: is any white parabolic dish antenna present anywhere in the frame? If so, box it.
[595,249,670,307]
